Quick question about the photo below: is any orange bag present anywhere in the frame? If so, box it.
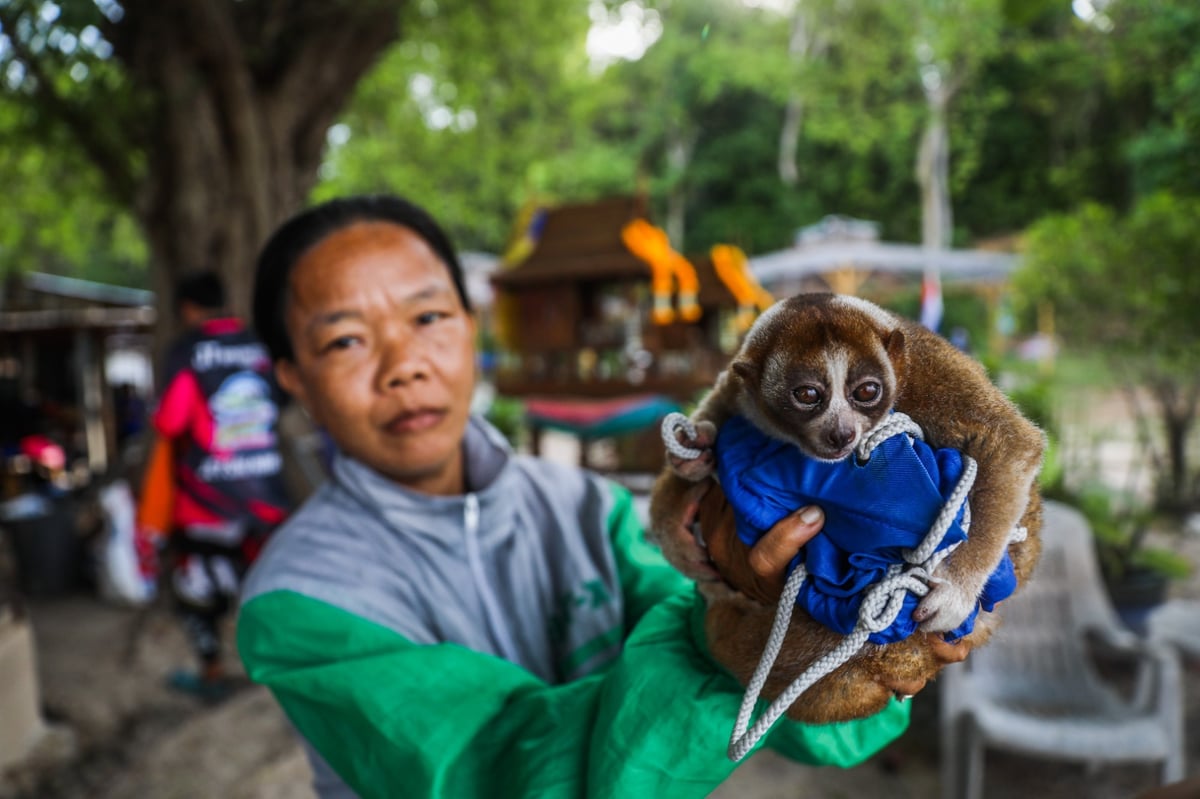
[135,433,175,543]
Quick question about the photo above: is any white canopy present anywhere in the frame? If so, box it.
[750,241,1019,285]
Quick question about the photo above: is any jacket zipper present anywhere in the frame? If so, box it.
[463,493,521,662]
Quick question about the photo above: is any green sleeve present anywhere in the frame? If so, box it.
[605,482,693,629]
[239,587,907,799]
[763,699,909,767]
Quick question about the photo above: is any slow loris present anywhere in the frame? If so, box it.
[649,292,1044,723]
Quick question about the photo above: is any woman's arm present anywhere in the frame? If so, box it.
[239,585,907,799]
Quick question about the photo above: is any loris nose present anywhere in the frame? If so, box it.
[826,426,856,450]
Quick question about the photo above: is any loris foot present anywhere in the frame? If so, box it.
[662,415,717,481]
[913,579,978,633]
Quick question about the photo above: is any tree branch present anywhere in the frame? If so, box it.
[269,4,402,147]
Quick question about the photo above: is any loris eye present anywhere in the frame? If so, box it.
[792,386,823,407]
[851,381,882,405]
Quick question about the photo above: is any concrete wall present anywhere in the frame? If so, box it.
[0,617,46,772]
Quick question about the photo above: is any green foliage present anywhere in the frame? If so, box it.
[1106,0,1200,197]
[1016,193,1200,364]
[1003,371,1066,493]
[485,395,526,448]
[1017,192,1200,510]
[313,0,594,252]
[684,89,817,253]
[0,134,147,284]
[1066,481,1192,583]
[1131,546,1194,581]
[954,7,1127,235]
[0,3,148,284]
[7,0,1200,312]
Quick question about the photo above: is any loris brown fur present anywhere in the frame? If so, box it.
[648,293,1044,724]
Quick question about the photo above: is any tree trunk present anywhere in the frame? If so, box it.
[917,89,952,250]
[665,124,696,249]
[1152,376,1198,511]
[778,1,827,186]
[109,2,402,350]
[778,94,805,187]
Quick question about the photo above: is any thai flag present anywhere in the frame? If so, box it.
[920,270,943,333]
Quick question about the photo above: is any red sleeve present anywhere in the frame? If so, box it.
[152,369,212,447]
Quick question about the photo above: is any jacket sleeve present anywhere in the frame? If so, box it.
[151,367,207,443]
[238,586,907,799]
[604,483,694,629]
[602,482,911,767]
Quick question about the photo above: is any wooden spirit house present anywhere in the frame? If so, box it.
[490,195,747,403]
[489,196,764,471]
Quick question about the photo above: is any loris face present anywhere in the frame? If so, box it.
[730,297,903,462]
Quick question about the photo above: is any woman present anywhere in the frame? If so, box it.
[237,194,919,798]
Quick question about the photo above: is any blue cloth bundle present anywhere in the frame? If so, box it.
[715,415,1016,644]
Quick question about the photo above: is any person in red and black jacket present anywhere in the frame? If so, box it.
[150,270,293,700]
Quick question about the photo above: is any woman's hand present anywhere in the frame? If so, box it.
[696,483,824,605]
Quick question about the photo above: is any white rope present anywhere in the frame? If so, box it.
[662,412,704,461]
[725,412,980,762]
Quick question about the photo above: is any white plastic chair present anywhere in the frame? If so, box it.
[939,500,1184,799]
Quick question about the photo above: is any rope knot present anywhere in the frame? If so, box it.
[857,567,932,634]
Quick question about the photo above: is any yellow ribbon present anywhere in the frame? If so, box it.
[621,219,702,325]
[710,244,773,332]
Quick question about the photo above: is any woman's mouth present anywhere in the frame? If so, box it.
[384,408,446,434]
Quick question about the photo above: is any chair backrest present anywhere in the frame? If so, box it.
[947,500,1130,709]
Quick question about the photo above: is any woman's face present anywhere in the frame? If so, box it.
[275,221,477,496]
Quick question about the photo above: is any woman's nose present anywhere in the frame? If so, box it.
[376,338,427,390]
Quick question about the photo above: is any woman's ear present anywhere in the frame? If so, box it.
[275,359,309,413]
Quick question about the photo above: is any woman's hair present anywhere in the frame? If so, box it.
[252,194,471,362]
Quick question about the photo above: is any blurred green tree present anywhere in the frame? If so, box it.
[314,0,595,253]
[5,0,1199,320]
[1105,0,1200,198]
[0,97,146,283]
[1015,192,1200,512]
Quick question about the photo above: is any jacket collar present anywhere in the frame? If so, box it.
[329,415,515,530]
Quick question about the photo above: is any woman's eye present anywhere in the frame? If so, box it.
[852,381,882,404]
[792,386,822,406]
[416,310,449,326]
[323,335,360,352]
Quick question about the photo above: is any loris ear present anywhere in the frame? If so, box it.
[731,357,758,388]
[883,329,906,381]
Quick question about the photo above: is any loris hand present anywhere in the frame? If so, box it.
[697,484,825,606]
[665,417,718,482]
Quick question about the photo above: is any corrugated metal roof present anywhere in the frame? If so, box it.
[24,272,154,307]
[0,306,155,332]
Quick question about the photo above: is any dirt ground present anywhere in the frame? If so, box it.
[3,387,1200,799]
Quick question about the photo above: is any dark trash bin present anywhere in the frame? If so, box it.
[0,493,84,598]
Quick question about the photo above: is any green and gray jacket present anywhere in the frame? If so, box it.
[237,417,908,799]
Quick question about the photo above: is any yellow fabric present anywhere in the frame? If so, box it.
[710,244,774,333]
[621,219,701,325]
